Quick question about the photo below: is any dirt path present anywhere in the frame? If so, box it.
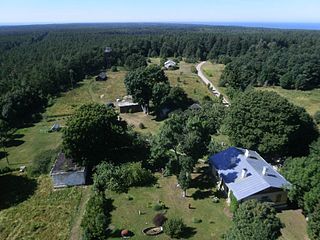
[196,61,230,106]
[69,187,91,240]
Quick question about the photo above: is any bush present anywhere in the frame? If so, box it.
[230,191,239,213]
[0,166,13,175]
[153,203,164,211]
[163,217,185,239]
[28,149,58,176]
[153,213,167,227]
[308,202,320,240]
[111,66,118,72]
[93,162,155,193]
[81,193,110,240]
[314,111,320,124]
[138,122,145,129]
[192,217,202,223]
[191,66,198,74]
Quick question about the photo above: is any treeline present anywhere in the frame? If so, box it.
[1,24,320,126]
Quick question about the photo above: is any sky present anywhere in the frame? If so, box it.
[0,0,320,24]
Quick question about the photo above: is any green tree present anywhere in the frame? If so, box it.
[124,65,169,114]
[178,169,191,197]
[314,111,320,124]
[225,90,318,158]
[308,202,320,240]
[124,53,147,70]
[81,193,110,240]
[62,103,128,167]
[0,119,13,165]
[224,200,282,240]
[163,217,185,239]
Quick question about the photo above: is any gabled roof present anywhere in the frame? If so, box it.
[209,147,291,201]
[51,152,85,174]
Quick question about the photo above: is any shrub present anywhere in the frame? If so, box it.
[163,217,185,239]
[81,193,110,240]
[0,166,13,175]
[230,191,239,213]
[28,149,59,176]
[307,202,320,240]
[192,217,202,223]
[111,66,118,72]
[190,66,198,74]
[153,203,164,211]
[314,111,320,124]
[138,122,145,129]
[153,213,167,227]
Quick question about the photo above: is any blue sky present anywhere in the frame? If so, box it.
[0,0,320,24]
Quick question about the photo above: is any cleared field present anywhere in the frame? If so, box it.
[200,62,226,97]
[0,71,128,168]
[278,209,308,240]
[108,167,232,240]
[0,174,83,240]
[258,86,320,117]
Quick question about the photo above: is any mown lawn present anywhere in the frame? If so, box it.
[278,209,308,240]
[0,174,83,240]
[108,166,232,240]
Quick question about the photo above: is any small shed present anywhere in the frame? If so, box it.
[50,153,86,188]
[164,60,177,69]
[117,96,142,113]
[189,103,202,110]
[96,72,107,81]
[49,123,61,132]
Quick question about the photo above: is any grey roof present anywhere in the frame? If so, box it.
[209,147,291,201]
[189,103,202,110]
[51,152,85,174]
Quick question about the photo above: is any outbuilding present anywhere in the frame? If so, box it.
[96,72,107,81]
[209,147,291,208]
[164,60,177,69]
[50,152,86,188]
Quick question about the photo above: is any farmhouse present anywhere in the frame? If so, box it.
[96,72,107,81]
[209,147,291,207]
[164,60,177,69]
[50,152,86,188]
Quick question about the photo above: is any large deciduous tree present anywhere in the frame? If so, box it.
[62,103,128,167]
[223,200,282,240]
[124,64,169,114]
[225,90,318,159]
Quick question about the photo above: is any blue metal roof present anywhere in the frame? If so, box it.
[209,147,291,201]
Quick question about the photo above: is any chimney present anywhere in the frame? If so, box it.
[262,166,268,176]
[245,149,250,158]
[241,168,248,178]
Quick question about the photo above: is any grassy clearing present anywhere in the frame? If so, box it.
[165,61,214,103]
[258,87,320,117]
[278,210,308,240]
[108,165,231,240]
[0,174,83,240]
[0,71,128,168]
[201,62,226,96]
[120,113,162,135]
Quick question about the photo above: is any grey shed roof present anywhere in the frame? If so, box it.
[51,152,85,174]
[209,147,291,201]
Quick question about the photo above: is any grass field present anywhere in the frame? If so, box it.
[258,86,320,117]
[278,210,308,240]
[200,62,226,97]
[165,61,214,103]
[0,174,83,240]
[108,166,232,240]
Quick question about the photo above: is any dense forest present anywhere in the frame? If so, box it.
[1,23,320,127]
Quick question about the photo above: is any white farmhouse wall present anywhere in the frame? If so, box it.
[51,171,86,188]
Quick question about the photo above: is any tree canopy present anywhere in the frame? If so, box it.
[62,103,128,167]
[223,200,282,240]
[225,90,318,159]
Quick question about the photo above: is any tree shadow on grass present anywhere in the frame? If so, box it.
[191,169,216,190]
[180,226,197,239]
[191,189,213,200]
[5,139,25,147]
[0,174,37,210]
[0,151,8,160]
